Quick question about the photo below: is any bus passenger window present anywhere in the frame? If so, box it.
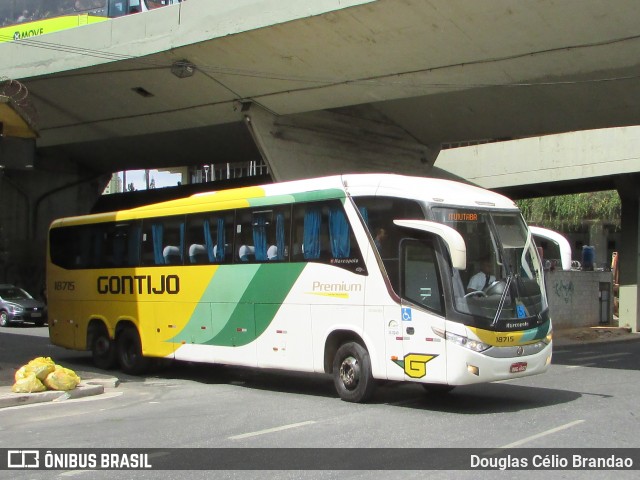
[291,201,366,274]
[141,217,184,266]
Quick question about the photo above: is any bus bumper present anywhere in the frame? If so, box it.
[445,341,552,385]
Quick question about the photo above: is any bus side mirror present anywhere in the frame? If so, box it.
[393,219,467,270]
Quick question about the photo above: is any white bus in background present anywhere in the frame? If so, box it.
[530,226,572,270]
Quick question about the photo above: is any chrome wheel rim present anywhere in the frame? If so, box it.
[339,356,360,390]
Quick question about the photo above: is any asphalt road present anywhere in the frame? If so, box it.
[1,326,639,479]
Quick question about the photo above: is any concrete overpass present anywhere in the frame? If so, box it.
[1,0,640,329]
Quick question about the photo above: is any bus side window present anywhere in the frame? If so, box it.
[291,200,366,274]
[141,217,184,266]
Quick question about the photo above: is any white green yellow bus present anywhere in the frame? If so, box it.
[47,174,553,402]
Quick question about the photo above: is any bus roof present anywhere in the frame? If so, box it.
[50,173,517,228]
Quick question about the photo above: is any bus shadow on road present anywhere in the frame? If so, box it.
[380,382,583,414]
[47,354,582,411]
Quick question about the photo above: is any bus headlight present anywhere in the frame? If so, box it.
[543,329,553,345]
[432,327,491,353]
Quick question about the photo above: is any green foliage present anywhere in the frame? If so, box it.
[517,191,621,231]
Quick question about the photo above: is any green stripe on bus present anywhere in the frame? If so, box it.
[204,263,306,347]
[168,263,305,347]
[246,189,345,208]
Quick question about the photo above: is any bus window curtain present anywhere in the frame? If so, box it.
[276,212,285,260]
[216,218,226,262]
[203,219,215,262]
[358,206,369,230]
[179,223,185,262]
[329,206,350,258]
[113,230,126,266]
[303,207,321,260]
[127,224,139,266]
[253,215,267,261]
[151,223,164,265]
[93,231,103,267]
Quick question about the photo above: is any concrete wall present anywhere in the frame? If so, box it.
[0,169,108,298]
[545,270,613,329]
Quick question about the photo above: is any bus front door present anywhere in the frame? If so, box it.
[399,238,447,385]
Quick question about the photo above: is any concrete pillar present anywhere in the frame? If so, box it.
[242,103,439,182]
[588,221,608,269]
[616,175,640,332]
[0,166,108,297]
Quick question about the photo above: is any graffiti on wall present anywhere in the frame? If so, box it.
[554,280,574,304]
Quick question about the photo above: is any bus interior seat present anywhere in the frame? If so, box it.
[238,245,255,262]
[189,244,207,264]
[163,245,182,265]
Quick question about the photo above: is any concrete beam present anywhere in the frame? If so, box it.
[435,126,640,191]
[243,104,439,181]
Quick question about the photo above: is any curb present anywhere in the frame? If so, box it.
[553,327,638,346]
[0,374,119,409]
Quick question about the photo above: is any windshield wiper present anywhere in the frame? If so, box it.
[491,274,514,327]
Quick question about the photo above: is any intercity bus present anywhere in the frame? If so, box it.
[47,174,553,402]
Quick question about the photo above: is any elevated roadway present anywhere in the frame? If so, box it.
[2,0,640,175]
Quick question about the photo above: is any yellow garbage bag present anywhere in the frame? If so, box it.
[24,357,56,381]
[44,365,81,391]
[14,365,27,382]
[12,373,47,393]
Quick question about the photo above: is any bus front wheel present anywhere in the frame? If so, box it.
[116,327,150,375]
[332,342,376,403]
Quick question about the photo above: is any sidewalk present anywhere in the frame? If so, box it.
[0,368,119,409]
[553,325,637,346]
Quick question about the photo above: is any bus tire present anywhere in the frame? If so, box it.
[116,327,150,375]
[91,325,117,370]
[421,383,455,394]
[332,342,376,403]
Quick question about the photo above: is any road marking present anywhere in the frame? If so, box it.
[498,419,585,449]
[229,420,316,440]
[576,352,631,362]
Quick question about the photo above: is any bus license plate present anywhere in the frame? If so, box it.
[510,362,527,373]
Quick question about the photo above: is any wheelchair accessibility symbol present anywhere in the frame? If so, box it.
[402,307,412,322]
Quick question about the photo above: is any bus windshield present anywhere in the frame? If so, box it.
[432,207,548,326]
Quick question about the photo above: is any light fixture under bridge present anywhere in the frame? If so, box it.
[171,60,196,79]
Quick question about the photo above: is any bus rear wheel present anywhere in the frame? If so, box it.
[332,342,376,403]
[91,325,117,370]
[116,327,150,375]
